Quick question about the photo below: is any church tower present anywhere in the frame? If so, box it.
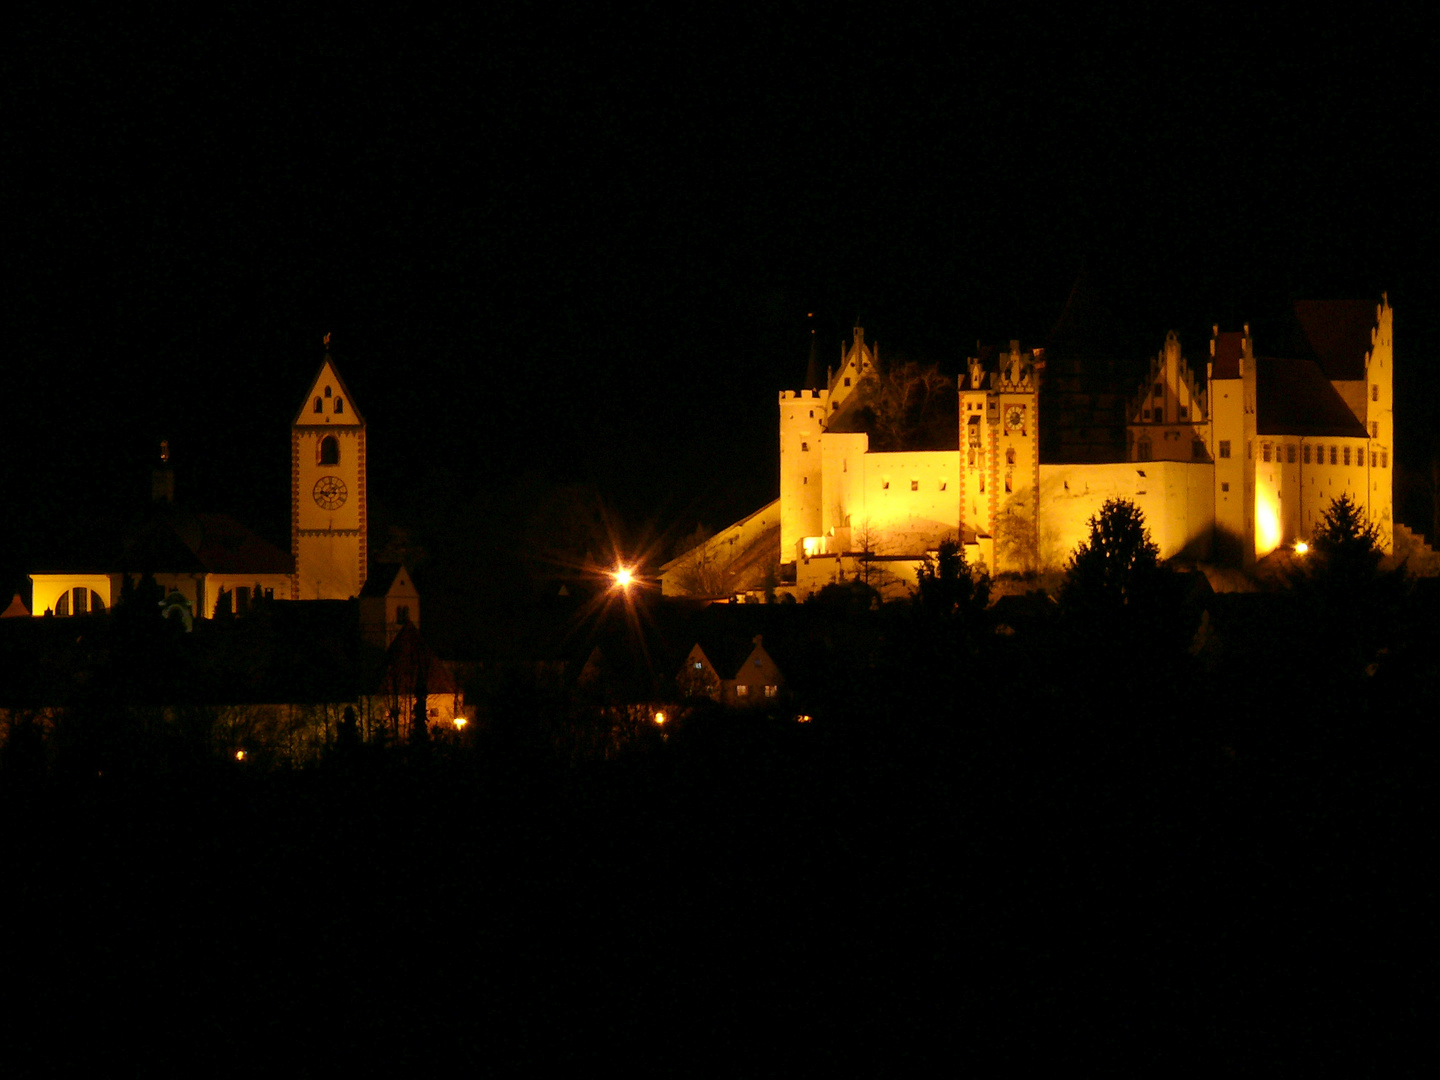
[292,339,367,599]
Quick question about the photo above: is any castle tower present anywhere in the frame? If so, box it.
[779,329,828,563]
[1207,325,1257,566]
[960,342,1040,573]
[292,340,367,599]
[1365,294,1394,552]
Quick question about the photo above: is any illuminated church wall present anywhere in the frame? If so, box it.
[292,357,367,600]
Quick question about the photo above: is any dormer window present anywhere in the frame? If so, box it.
[313,397,323,413]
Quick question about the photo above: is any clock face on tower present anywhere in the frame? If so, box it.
[313,475,348,510]
[1005,406,1025,432]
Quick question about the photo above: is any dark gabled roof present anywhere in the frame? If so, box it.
[374,622,457,697]
[1293,299,1375,383]
[360,562,407,598]
[114,511,292,576]
[191,514,294,575]
[1255,357,1369,438]
[1209,331,1247,381]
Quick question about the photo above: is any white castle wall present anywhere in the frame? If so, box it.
[1037,461,1214,568]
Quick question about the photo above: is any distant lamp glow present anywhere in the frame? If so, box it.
[1294,540,1309,555]
[653,711,666,726]
[796,714,813,724]
[613,567,634,589]
[454,717,468,730]
[235,749,246,762]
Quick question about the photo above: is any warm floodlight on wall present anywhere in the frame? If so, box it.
[1294,541,1309,555]
[612,567,635,589]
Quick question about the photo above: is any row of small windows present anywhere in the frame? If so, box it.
[1218,440,1389,469]
[1142,406,1189,421]
[735,684,780,698]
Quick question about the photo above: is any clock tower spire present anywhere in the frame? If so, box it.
[291,334,367,599]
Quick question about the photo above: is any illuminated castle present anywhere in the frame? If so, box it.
[662,294,1396,596]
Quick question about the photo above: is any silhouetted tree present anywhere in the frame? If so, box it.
[1062,498,1159,612]
[914,536,988,620]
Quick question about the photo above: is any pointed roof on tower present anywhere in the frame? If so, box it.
[293,334,365,427]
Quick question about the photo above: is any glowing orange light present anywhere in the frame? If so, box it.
[235,750,246,762]
[653,711,666,726]
[1294,541,1309,555]
[796,714,813,724]
[613,567,634,588]
[454,717,468,730]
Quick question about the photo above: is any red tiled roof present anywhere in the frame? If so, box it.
[1210,332,1246,380]
[1293,299,1375,383]
[1255,357,1369,438]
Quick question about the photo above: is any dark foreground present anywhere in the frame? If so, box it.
[2,689,1427,1075]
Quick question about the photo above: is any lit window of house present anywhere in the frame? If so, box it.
[764,685,778,698]
[736,684,749,698]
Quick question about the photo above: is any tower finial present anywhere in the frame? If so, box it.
[323,331,332,351]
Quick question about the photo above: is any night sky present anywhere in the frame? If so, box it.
[7,10,1436,608]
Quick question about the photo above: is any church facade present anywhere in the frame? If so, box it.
[663,294,1396,597]
[29,345,379,618]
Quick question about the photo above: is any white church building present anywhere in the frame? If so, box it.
[662,294,1396,597]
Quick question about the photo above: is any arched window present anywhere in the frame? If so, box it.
[335,397,344,414]
[324,386,333,398]
[56,592,70,616]
[90,591,105,613]
[313,397,323,413]
[1005,448,1015,465]
[320,435,340,466]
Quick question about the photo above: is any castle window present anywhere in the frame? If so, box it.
[939,481,947,491]
[844,377,851,387]
[1343,447,1351,467]
[1137,438,1151,462]
[1303,445,1311,464]
[396,605,410,625]
[1330,446,1338,465]
[967,450,976,466]
[319,436,340,466]
[1382,452,1388,468]
[73,587,88,616]
[910,480,919,491]
[801,442,809,451]
[882,480,890,490]
[1219,441,1230,459]
[1372,385,1379,401]
[56,592,69,616]
[1371,422,1378,438]
[1221,482,1230,492]
[1192,439,1206,460]
[802,476,807,484]
[1287,445,1296,464]
[1004,477,1012,493]
[979,476,985,492]
[1005,449,1015,465]
[808,410,813,418]
[324,386,332,398]
[1262,444,1271,463]
[335,398,344,414]
[1371,452,1377,468]
[1179,406,1188,420]
[313,397,323,413]
[1154,383,1163,399]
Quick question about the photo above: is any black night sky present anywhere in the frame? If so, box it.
[7,10,1437,608]
[6,10,1438,1070]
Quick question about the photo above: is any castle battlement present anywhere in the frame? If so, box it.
[779,388,826,401]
